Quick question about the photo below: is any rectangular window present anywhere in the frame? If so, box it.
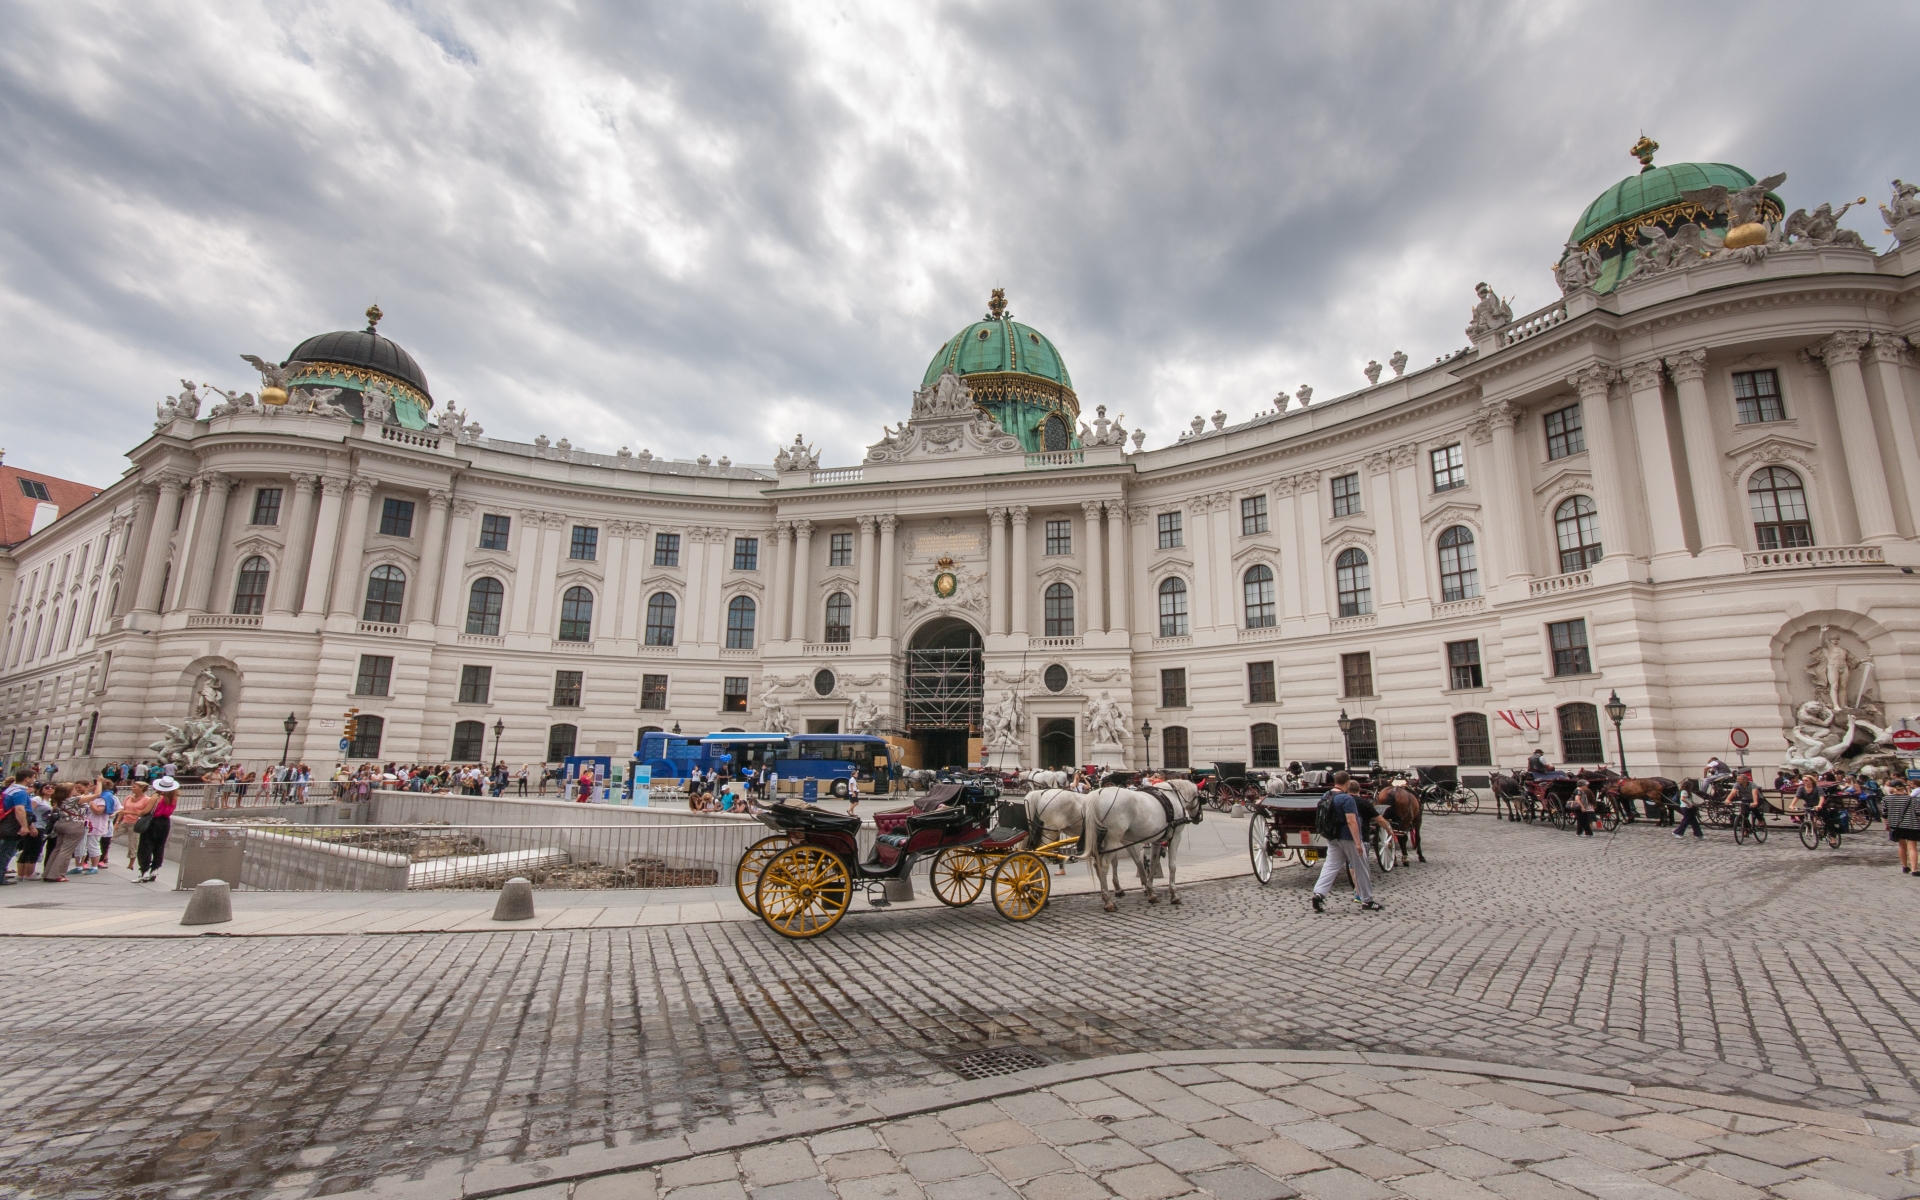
[552,670,583,708]
[379,497,415,537]
[1341,652,1373,698]
[733,537,759,571]
[479,513,511,550]
[1250,723,1280,769]
[640,674,669,711]
[1045,519,1072,556]
[1157,511,1182,549]
[1330,472,1362,517]
[829,532,853,566]
[654,532,680,567]
[1430,444,1466,492]
[1548,619,1592,677]
[17,477,50,501]
[1160,668,1187,708]
[457,664,492,705]
[569,526,598,561]
[1454,713,1493,767]
[1247,661,1276,704]
[1543,404,1585,460]
[1162,726,1190,770]
[354,654,393,697]
[1733,369,1785,424]
[1446,640,1484,690]
[1240,495,1268,535]
[250,487,282,526]
[722,676,749,713]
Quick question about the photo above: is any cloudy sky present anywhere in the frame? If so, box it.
[1,0,1913,485]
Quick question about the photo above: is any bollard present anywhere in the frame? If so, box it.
[181,879,234,926]
[492,877,535,921]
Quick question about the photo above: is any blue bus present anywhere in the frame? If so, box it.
[636,731,892,796]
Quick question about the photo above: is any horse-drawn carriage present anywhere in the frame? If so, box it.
[1491,769,1627,830]
[733,782,1078,938]
[1246,770,1422,883]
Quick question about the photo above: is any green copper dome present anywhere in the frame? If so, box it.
[920,291,1081,454]
[1569,140,1785,294]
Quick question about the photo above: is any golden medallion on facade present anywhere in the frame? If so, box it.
[934,555,958,598]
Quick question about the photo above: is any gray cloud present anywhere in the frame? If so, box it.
[0,0,1913,485]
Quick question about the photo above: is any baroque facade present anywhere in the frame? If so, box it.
[5,146,1920,778]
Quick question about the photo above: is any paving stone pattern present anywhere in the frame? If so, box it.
[1,820,1915,1199]
[572,1062,1919,1200]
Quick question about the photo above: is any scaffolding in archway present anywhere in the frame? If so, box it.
[904,646,982,732]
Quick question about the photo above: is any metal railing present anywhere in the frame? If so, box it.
[175,820,765,891]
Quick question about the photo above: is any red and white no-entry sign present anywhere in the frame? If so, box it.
[1729,728,1750,750]
[1890,728,1920,754]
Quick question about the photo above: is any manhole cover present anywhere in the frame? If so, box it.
[943,1047,1050,1080]
[7,902,63,910]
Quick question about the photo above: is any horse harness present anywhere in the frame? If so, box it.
[1094,783,1199,856]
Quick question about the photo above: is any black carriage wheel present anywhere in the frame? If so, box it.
[1600,807,1620,833]
[1249,812,1274,884]
[1455,788,1479,815]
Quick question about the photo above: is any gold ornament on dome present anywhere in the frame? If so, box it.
[1723,222,1769,249]
[259,386,289,406]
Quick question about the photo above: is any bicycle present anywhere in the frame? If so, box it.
[1731,804,1769,845]
[1799,805,1845,850]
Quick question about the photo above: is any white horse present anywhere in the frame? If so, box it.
[1025,768,1072,789]
[1023,788,1085,872]
[1079,780,1203,911]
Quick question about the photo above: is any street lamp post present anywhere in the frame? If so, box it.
[1141,720,1153,774]
[1604,691,1628,778]
[1337,708,1352,765]
[280,713,298,768]
[491,719,506,772]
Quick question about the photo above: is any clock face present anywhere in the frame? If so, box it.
[933,571,958,598]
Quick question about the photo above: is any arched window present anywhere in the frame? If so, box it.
[1558,702,1604,764]
[1554,497,1603,574]
[824,591,852,643]
[1344,717,1380,767]
[1043,414,1070,452]
[1157,577,1188,638]
[1162,726,1190,770]
[1335,549,1371,617]
[546,723,578,761]
[451,720,486,762]
[1453,712,1492,766]
[1250,723,1280,768]
[1044,583,1075,637]
[232,556,270,615]
[347,713,384,759]
[1436,526,1479,602]
[362,565,406,624]
[1749,466,1813,549]
[558,586,594,642]
[726,595,756,649]
[466,577,505,636]
[1243,565,1276,628]
[644,593,677,646]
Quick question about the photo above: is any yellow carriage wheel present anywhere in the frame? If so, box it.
[734,834,792,915]
[755,845,853,939]
[929,846,990,906]
[990,851,1051,922]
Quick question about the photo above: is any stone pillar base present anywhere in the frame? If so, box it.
[1089,741,1126,771]
[984,748,1022,771]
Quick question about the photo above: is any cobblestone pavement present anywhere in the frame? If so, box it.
[501,1058,1920,1200]
[1,818,1915,1200]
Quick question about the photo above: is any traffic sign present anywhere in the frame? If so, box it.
[338,737,350,752]
[1890,728,1920,754]
[1729,728,1749,750]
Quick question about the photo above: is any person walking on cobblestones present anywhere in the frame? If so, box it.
[1572,782,1596,837]
[1887,780,1920,873]
[116,781,151,870]
[1311,771,1383,912]
[1673,778,1705,840]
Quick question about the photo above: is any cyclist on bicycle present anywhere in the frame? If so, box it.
[1732,772,1763,832]
[1855,771,1885,822]
[1810,778,1848,838]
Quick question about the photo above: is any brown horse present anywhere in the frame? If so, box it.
[1376,784,1424,862]
[1490,771,1530,822]
[1595,773,1678,825]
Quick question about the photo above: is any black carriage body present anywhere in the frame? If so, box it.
[754,781,1005,880]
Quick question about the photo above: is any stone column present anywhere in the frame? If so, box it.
[1081,500,1106,634]
[1296,473,1327,617]
[1106,501,1130,634]
[117,489,156,617]
[1665,349,1735,552]
[1008,506,1030,636]
[1365,453,1403,606]
[987,507,1008,635]
[507,509,543,633]
[411,489,452,623]
[1391,446,1427,602]
[180,472,234,612]
[328,478,377,616]
[1209,494,1233,628]
[1272,481,1301,619]
[877,515,899,641]
[855,515,877,639]
[271,473,319,614]
[699,528,725,644]
[1568,366,1633,562]
[1821,331,1900,543]
[601,520,630,640]
[769,522,793,642]
[1870,334,1920,531]
[1624,359,1690,560]
[132,474,187,614]
[300,475,349,616]
[436,500,477,628]
[530,514,565,637]
[1483,404,1529,580]
[1187,502,1215,628]
[789,519,813,643]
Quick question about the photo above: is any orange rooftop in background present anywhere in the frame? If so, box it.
[0,455,103,548]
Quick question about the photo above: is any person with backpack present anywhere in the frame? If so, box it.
[1,767,36,884]
[1311,771,1384,913]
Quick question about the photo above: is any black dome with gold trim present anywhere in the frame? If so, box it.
[287,305,432,407]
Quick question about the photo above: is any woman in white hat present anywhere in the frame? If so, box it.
[137,777,181,883]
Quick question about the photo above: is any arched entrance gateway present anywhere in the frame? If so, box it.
[904,617,982,770]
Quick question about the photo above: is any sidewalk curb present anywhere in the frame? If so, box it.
[319,1048,1899,1200]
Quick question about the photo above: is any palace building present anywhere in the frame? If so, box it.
[5,144,1920,778]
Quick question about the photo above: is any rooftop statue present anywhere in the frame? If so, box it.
[1682,172,1787,229]
[1784,199,1870,249]
[360,379,395,425]
[1553,241,1602,293]
[156,379,202,426]
[240,354,311,402]
[1364,360,1383,385]
[1464,283,1513,340]
[1880,179,1920,245]
[1389,350,1408,377]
